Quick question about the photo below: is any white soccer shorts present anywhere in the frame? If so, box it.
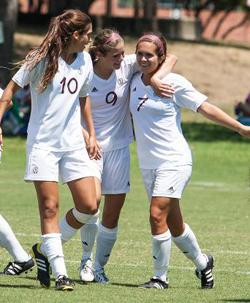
[141,165,192,200]
[91,146,130,195]
[25,146,96,183]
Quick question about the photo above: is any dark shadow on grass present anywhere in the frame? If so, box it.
[72,280,138,288]
[3,122,249,144]
[219,300,250,302]
[20,276,40,281]
[182,122,249,142]
[109,282,139,288]
[0,283,38,289]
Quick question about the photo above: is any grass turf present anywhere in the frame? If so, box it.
[0,124,249,303]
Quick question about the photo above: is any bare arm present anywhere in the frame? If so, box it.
[150,53,178,98]
[80,96,101,159]
[0,81,21,147]
[198,101,250,138]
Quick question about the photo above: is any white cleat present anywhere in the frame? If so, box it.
[79,259,94,282]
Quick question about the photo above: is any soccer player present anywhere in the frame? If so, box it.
[0,9,99,291]
[129,33,250,289]
[0,214,34,275]
[75,29,177,283]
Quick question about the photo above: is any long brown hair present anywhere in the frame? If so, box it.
[89,29,123,63]
[24,9,92,92]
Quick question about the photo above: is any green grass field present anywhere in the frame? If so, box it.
[0,123,249,303]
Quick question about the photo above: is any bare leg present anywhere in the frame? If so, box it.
[34,181,67,280]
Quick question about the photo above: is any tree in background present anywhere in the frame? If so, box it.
[142,0,158,30]
[0,0,18,87]
[48,0,95,16]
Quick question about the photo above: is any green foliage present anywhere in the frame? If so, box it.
[0,134,249,302]
[118,0,134,7]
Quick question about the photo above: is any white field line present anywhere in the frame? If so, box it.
[190,181,250,191]
[2,232,249,276]
[15,232,250,256]
[65,260,250,276]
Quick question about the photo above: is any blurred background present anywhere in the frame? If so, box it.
[0,0,250,135]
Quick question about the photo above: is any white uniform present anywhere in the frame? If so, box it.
[88,54,138,194]
[130,72,207,198]
[12,52,95,182]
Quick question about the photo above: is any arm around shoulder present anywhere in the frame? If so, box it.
[150,53,177,98]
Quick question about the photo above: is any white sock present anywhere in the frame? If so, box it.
[94,224,117,271]
[60,216,78,243]
[40,233,67,278]
[80,217,99,261]
[0,215,30,262]
[152,230,171,282]
[172,223,207,270]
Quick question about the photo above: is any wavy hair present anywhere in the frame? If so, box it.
[23,9,91,92]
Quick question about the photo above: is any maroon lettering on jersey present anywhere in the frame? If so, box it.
[60,77,78,94]
[106,91,118,106]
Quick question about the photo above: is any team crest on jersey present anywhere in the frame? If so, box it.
[91,87,98,92]
[118,78,124,85]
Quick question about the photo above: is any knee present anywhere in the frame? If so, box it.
[150,210,164,227]
[40,198,59,219]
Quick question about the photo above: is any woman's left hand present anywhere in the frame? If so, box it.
[87,135,102,160]
[151,77,175,98]
[238,125,250,138]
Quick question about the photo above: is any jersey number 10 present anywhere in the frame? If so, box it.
[60,77,78,94]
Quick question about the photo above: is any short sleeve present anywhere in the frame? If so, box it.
[172,75,207,112]
[123,54,140,76]
[79,69,93,97]
[79,54,94,97]
[12,64,31,88]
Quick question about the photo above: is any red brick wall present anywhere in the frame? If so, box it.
[199,10,250,44]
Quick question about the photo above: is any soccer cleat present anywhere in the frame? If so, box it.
[55,275,74,291]
[2,258,35,275]
[138,278,168,289]
[31,243,51,288]
[79,259,94,282]
[94,268,109,284]
[195,255,214,289]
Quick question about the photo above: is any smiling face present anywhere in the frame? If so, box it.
[100,40,125,70]
[136,41,164,76]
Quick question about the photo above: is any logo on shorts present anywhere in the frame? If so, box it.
[168,186,175,193]
[32,165,39,174]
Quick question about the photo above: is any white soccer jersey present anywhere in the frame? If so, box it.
[12,52,93,151]
[89,54,138,152]
[130,73,207,169]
